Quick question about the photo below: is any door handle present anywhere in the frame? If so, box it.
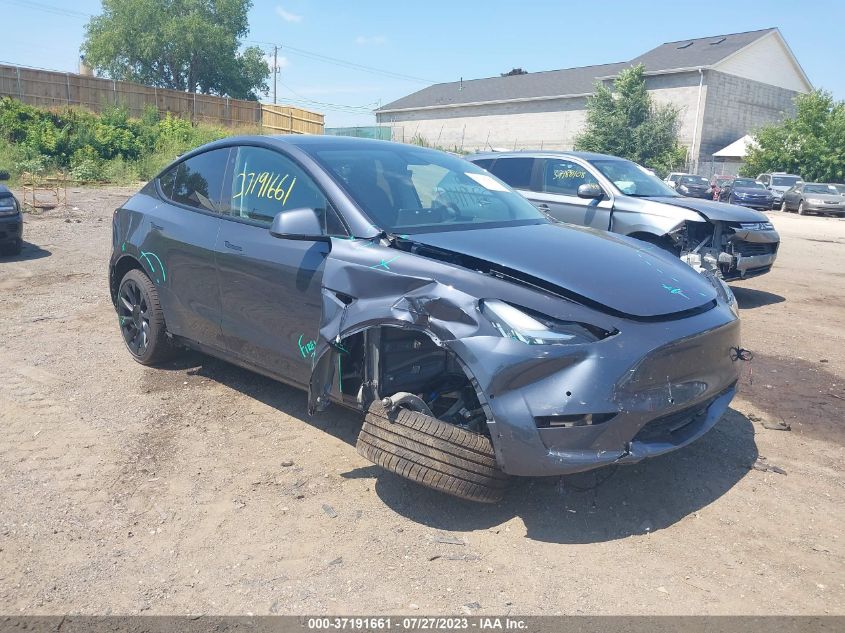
[224,240,243,252]
[536,203,551,210]
[150,221,164,231]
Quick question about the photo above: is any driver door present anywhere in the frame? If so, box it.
[214,145,347,385]
[530,158,612,230]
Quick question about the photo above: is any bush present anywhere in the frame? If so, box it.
[0,98,257,184]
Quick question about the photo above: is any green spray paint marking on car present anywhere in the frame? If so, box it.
[370,255,400,270]
[661,283,690,299]
[140,251,166,283]
[298,334,317,358]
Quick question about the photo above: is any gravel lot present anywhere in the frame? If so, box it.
[0,187,843,615]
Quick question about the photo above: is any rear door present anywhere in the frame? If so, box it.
[214,144,347,385]
[531,157,611,229]
[146,147,232,348]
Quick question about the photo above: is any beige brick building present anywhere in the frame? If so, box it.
[375,28,812,174]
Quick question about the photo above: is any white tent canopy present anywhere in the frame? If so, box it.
[713,135,757,158]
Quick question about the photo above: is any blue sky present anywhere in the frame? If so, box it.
[2,0,843,127]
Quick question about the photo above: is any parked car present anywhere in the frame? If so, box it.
[781,182,845,216]
[664,172,691,189]
[0,174,23,256]
[675,174,712,199]
[710,174,733,201]
[757,172,803,209]
[832,184,845,196]
[467,151,779,280]
[718,177,774,210]
[110,136,743,503]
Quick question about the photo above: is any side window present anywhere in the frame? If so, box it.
[159,148,232,212]
[228,146,347,235]
[488,157,535,190]
[471,158,496,171]
[542,159,598,196]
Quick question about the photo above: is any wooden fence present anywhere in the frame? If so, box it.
[0,63,324,134]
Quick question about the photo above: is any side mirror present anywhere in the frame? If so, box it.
[269,208,330,243]
[577,183,604,200]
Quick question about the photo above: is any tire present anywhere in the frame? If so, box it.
[780,200,787,212]
[1,239,22,256]
[116,268,174,365]
[798,201,806,215]
[357,403,510,503]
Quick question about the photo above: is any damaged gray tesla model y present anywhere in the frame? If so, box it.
[110,136,745,502]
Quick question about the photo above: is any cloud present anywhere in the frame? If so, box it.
[276,6,302,22]
[355,35,387,46]
[264,53,290,70]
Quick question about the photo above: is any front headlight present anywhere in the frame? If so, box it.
[703,272,737,316]
[480,299,607,345]
[734,191,747,198]
[806,198,824,204]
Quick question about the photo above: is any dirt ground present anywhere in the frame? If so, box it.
[0,187,843,616]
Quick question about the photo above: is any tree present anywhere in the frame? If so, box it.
[501,68,528,77]
[740,90,845,182]
[574,64,687,176]
[82,0,270,100]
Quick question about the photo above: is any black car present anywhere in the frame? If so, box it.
[675,174,712,199]
[718,177,774,210]
[0,176,23,255]
[110,136,742,502]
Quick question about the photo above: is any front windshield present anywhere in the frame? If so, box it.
[733,178,765,189]
[772,176,801,187]
[312,145,546,233]
[805,184,838,194]
[679,176,709,186]
[590,159,678,197]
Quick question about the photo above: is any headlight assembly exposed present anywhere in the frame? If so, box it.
[480,299,609,345]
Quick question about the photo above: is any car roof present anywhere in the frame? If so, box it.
[466,150,633,162]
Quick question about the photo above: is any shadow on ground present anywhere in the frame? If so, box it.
[0,241,51,262]
[732,286,785,309]
[160,353,758,545]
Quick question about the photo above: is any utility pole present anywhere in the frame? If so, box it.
[273,45,278,104]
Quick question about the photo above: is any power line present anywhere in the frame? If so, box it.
[247,39,436,84]
[5,0,91,18]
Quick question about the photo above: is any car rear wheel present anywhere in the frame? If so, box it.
[117,269,174,365]
[356,402,510,503]
[798,201,806,215]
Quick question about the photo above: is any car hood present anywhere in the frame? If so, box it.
[769,185,792,193]
[407,222,716,320]
[732,187,772,196]
[647,196,770,222]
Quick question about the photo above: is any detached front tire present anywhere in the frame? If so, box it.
[117,268,174,365]
[357,403,509,503]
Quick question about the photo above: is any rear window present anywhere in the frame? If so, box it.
[159,148,232,212]
[487,157,535,189]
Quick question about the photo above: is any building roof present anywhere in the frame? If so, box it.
[626,28,777,73]
[377,28,780,113]
[376,62,628,113]
[713,135,756,158]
